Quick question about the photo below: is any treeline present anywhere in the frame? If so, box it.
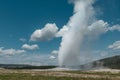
[0,64,56,69]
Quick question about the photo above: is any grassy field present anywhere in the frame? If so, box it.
[0,69,120,80]
[64,71,120,77]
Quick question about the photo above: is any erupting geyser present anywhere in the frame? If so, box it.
[58,0,95,67]
[30,0,119,69]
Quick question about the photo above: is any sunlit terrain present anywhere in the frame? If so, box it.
[0,69,120,80]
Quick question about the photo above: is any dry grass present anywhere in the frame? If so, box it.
[0,69,120,80]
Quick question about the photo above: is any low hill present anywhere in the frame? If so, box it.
[80,55,120,70]
[99,55,120,69]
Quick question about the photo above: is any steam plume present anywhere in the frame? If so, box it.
[58,0,95,67]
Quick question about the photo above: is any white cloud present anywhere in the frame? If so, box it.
[30,23,58,41]
[51,50,59,55]
[87,20,108,39]
[56,25,69,37]
[30,21,120,42]
[108,41,120,50]
[85,20,120,40]
[0,47,25,55]
[49,55,56,59]
[19,38,26,42]
[108,25,120,31]
[22,44,39,50]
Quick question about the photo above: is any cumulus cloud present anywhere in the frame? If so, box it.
[51,50,59,55]
[108,41,120,50]
[49,55,56,59]
[22,44,39,50]
[30,23,58,41]
[87,20,108,38]
[82,20,120,40]
[0,47,25,55]
[108,25,120,31]
[56,25,69,37]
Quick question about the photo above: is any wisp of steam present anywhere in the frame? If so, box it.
[58,0,95,67]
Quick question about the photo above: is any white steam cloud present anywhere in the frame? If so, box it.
[58,0,95,67]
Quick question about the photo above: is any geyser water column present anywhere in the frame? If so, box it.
[58,0,95,67]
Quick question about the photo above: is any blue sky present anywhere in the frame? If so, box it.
[0,0,120,65]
